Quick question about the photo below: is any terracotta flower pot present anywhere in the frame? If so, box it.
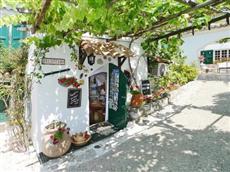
[130,93,144,108]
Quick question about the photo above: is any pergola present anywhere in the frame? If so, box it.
[18,0,230,41]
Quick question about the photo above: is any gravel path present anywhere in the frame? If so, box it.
[47,78,230,172]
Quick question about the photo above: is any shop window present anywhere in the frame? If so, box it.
[222,50,227,61]
[215,50,220,61]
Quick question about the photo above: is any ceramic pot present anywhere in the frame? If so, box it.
[130,93,144,108]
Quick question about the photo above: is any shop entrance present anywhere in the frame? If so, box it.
[89,72,107,125]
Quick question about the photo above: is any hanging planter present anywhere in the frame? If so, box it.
[58,76,84,88]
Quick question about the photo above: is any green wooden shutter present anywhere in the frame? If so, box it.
[0,26,9,47]
[108,63,128,129]
[12,25,27,48]
[0,100,8,122]
[201,50,213,64]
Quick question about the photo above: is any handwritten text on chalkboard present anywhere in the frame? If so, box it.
[67,88,81,108]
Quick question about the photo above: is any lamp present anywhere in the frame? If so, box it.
[88,54,95,65]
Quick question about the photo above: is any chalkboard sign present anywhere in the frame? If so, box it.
[141,80,151,95]
[67,88,81,108]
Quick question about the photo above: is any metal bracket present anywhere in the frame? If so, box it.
[118,56,127,68]
[44,68,70,77]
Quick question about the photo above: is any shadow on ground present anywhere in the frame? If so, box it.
[189,92,230,117]
[69,91,230,172]
[73,122,230,172]
[43,86,230,172]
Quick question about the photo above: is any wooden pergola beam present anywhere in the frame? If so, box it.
[133,0,226,37]
[109,0,226,40]
[175,0,228,13]
[61,0,78,6]
[150,26,196,41]
[149,13,230,41]
[32,0,52,34]
[175,0,197,7]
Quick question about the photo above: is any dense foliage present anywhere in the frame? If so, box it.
[0,0,229,49]
[0,45,29,151]
[142,37,186,65]
[151,63,198,92]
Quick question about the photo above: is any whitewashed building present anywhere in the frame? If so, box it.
[182,25,230,64]
[27,37,148,153]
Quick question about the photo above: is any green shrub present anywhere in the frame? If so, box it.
[150,63,198,90]
[168,63,198,85]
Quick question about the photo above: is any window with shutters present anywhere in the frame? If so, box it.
[12,25,27,48]
[0,24,27,48]
[0,26,9,47]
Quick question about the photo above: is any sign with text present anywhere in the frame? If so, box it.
[67,88,81,108]
[141,80,151,95]
[42,58,65,65]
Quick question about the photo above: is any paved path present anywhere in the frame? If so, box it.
[42,76,230,172]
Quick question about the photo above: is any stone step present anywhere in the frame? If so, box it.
[129,97,169,120]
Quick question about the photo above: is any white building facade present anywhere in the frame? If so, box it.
[182,25,230,64]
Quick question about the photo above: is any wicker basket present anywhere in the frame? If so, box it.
[71,133,91,146]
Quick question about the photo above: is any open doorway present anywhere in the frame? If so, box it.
[89,72,107,125]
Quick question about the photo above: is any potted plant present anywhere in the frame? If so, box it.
[130,85,144,108]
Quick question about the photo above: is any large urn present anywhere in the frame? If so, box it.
[41,121,71,158]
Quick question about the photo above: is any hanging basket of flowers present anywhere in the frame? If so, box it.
[58,76,84,88]
[42,121,71,158]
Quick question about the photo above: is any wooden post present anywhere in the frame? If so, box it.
[32,0,52,34]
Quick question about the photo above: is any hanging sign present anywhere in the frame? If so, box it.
[67,88,81,108]
[42,58,65,65]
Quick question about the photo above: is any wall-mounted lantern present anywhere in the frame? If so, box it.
[88,54,95,65]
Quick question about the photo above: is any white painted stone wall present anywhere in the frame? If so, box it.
[182,25,230,65]
[0,8,17,18]
[28,39,148,152]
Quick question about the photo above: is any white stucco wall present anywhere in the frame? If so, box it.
[182,25,230,64]
[28,39,147,152]
[0,8,17,18]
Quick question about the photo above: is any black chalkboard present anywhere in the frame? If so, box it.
[141,80,151,95]
[67,88,81,108]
